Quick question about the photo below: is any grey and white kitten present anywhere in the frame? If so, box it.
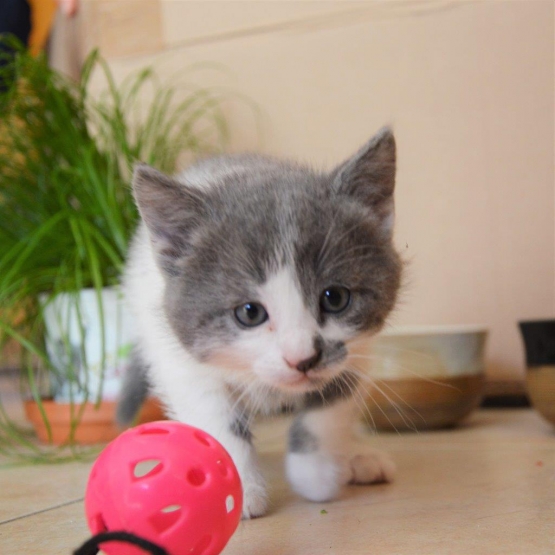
[118,127,402,518]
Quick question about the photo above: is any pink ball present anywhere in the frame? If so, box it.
[84,421,242,555]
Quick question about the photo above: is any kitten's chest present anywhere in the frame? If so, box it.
[226,381,302,417]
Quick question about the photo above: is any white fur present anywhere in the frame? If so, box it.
[286,447,396,502]
[125,226,268,517]
[125,227,393,517]
[286,451,345,502]
[261,268,318,367]
[205,266,348,394]
[286,398,396,501]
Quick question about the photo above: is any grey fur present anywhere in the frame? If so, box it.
[230,412,253,443]
[132,128,401,362]
[303,370,359,409]
[289,417,319,454]
[116,348,150,426]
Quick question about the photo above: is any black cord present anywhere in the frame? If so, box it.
[73,531,169,555]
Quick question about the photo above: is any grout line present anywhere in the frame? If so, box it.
[0,498,84,527]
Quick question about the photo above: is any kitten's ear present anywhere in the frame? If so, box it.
[331,127,396,236]
[132,163,206,273]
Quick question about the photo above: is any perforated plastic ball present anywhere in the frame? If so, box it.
[84,421,243,555]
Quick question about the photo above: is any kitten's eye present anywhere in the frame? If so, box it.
[234,302,268,327]
[320,286,351,314]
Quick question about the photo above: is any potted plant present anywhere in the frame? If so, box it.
[0,42,229,457]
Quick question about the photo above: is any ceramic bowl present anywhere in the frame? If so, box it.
[519,320,555,426]
[361,325,488,431]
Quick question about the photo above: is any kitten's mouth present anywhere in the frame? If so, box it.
[273,363,343,393]
[282,373,311,388]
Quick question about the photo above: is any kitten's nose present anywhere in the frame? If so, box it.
[285,348,323,374]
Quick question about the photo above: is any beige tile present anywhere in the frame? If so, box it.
[1,410,553,554]
[0,501,89,554]
[0,461,90,524]
[231,412,555,555]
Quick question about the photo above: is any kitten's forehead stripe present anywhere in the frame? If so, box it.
[258,267,318,365]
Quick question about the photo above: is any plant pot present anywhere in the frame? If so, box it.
[41,287,133,403]
[24,397,165,445]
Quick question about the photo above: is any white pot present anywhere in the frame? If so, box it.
[40,287,133,403]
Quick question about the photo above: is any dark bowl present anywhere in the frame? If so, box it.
[519,319,555,426]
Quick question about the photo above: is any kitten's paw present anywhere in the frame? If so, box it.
[348,450,396,484]
[241,476,268,519]
[285,452,346,502]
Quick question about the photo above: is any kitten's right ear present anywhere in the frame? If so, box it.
[331,127,396,237]
[132,163,206,273]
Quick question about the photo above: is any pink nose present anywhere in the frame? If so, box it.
[284,349,322,373]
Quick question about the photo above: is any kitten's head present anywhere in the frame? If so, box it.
[133,127,402,394]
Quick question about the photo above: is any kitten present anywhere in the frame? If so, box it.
[118,127,402,518]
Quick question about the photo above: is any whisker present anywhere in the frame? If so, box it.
[343,371,377,434]
[348,367,398,433]
[355,379,403,435]
[346,354,462,391]
[316,215,372,271]
[320,219,375,262]
[323,244,382,268]
[316,211,339,270]
[367,345,443,361]
[347,365,418,433]
[229,380,257,434]
[323,250,385,276]
[372,377,426,425]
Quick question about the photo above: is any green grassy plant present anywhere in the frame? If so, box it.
[0,42,229,461]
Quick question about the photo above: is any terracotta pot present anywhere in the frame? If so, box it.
[24,397,165,445]
[41,287,133,403]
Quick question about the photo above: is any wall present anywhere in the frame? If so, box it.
[57,0,554,391]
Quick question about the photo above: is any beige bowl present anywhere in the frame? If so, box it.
[361,325,488,431]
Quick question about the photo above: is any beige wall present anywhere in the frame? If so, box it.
[65,0,554,388]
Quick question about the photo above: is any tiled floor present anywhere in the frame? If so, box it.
[1,409,554,555]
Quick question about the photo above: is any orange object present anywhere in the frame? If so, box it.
[28,0,57,55]
[24,397,166,445]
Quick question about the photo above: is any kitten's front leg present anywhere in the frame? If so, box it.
[285,376,395,503]
[212,422,268,519]
[162,382,267,518]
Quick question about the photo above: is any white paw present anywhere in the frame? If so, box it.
[285,452,347,502]
[241,473,268,519]
[348,450,396,484]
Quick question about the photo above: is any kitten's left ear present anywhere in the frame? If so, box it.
[331,127,396,236]
[132,163,208,274]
